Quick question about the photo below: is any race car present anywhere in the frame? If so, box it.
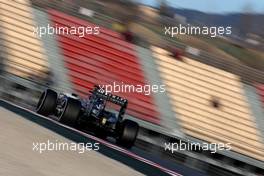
[36,85,139,148]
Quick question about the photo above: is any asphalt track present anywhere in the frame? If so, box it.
[0,100,183,176]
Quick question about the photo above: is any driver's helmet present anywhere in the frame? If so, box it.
[103,111,117,123]
[96,98,104,106]
[109,112,117,122]
[92,98,105,116]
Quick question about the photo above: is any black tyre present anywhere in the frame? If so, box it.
[117,119,139,148]
[95,129,107,139]
[58,98,81,125]
[36,89,57,116]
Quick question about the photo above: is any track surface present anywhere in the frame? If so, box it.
[0,100,182,176]
[0,107,145,176]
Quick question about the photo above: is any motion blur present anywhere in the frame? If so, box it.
[0,0,264,176]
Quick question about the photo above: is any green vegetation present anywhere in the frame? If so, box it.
[202,37,264,71]
[93,11,264,72]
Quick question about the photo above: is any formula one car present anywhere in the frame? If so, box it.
[36,85,139,148]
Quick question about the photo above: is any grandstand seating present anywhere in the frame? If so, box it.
[151,46,264,161]
[48,10,160,124]
[0,0,49,80]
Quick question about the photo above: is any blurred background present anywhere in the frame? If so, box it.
[0,0,264,175]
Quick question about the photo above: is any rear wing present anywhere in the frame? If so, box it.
[90,85,128,107]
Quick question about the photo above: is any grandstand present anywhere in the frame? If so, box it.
[0,0,49,81]
[47,10,160,124]
[151,46,264,161]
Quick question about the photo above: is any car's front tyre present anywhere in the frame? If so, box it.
[36,89,57,116]
[58,98,81,125]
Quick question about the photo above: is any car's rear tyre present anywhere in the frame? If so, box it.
[95,129,107,139]
[58,98,81,125]
[36,89,57,116]
[116,119,139,148]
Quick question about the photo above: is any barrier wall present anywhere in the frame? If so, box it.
[48,10,160,124]
[151,46,264,161]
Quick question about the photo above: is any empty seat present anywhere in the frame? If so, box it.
[48,10,160,124]
[151,46,264,161]
[0,0,49,79]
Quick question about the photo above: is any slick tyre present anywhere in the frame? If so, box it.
[36,89,57,116]
[117,120,139,148]
[58,98,81,125]
[95,129,108,140]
